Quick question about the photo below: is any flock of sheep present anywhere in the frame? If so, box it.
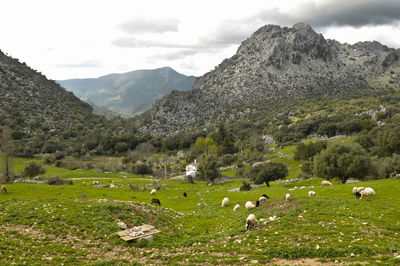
[220,180,376,231]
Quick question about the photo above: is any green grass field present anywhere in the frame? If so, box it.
[1,153,400,265]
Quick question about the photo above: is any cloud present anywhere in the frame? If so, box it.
[253,0,400,28]
[56,60,101,68]
[112,37,192,48]
[119,17,179,34]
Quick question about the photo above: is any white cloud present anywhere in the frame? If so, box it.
[0,0,399,80]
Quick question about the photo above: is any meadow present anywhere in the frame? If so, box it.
[0,150,400,265]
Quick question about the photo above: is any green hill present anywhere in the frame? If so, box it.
[57,67,196,116]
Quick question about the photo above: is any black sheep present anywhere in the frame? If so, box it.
[183,192,187,197]
[151,198,161,206]
[261,194,269,199]
[355,191,361,199]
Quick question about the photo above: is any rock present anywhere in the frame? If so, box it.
[136,23,393,136]
[137,235,153,243]
[117,222,127,230]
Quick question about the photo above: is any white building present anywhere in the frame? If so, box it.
[185,160,199,177]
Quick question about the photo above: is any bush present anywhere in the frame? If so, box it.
[239,180,252,191]
[42,153,55,164]
[374,154,400,178]
[130,163,153,175]
[197,155,219,184]
[220,154,236,166]
[22,161,46,178]
[301,161,314,175]
[313,142,373,183]
[47,176,72,185]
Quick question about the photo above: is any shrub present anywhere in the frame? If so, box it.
[197,155,219,184]
[130,163,153,175]
[313,142,373,183]
[42,153,55,164]
[22,161,46,178]
[301,161,314,175]
[239,180,252,191]
[220,154,236,166]
[47,176,72,185]
[249,162,288,187]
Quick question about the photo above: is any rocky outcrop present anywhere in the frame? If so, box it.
[138,23,400,136]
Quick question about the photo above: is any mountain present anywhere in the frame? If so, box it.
[0,49,113,156]
[57,67,196,116]
[84,98,128,120]
[137,23,400,136]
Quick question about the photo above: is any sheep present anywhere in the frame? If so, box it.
[285,193,291,202]
[259,194,269,202]
[233,204,240,211]
[183,192,187,198]
[245,214,257,230]
[352,187,365,194]
[321,180,332,186]
[355,191,362,199]
[245,201,256,209]
[1,185,7,194]
[150,189,157,195]
[360,187,375,198]
[151,198,161,206]
[308,191,317,196]
[93,181,100,185]
[221,197,229,207]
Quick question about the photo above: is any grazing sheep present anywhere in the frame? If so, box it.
[1,185,7,194]
[183,192,187,198]
[321,180,332,186]
[352,187,365,194]
[360,187,375,198]
[221,197,229,207]
[355,191,362,199]
[233,204,240,211]
[245,201,256,209]
[93,181,99,185]
[259,194,269,202]
[151,198,161,205]
[308,191,317,196]
[285,193,291,202]
[245,214,257,230]
[150,189,157,195]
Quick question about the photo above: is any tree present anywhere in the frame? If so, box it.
[22,161,46,178]
[313,142,372,183]
[197,155,219,184]
[0,126,15,183]
[249,162,288,187]
[194,137,217,155]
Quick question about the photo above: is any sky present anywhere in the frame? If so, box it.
[1,0,400,80]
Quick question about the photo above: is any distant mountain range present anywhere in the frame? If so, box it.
[57,67,196,116]
[137,23,400,136]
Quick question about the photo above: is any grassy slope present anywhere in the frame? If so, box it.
[1,151,400,265]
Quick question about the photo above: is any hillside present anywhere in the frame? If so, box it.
[57,67,196,116]
[0,50,114,156]
[138,23,400,136]
[1,154,399,264]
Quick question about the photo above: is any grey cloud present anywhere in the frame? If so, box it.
[56,60,101,68]
[254,0,400,28]
[119,17,179,34]
[112,37,193,48]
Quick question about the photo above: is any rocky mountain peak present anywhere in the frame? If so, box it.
[137,23,399,136]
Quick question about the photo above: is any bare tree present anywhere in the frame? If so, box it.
[0,126,15,183]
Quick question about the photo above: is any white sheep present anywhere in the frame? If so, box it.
[308,191,317,196]
[321,180,332,186]
[245,214,257,230]
[360,187,375,198]
[150,189,157,195]
[352,187,365,194]
[233,204,240,211]
[221,197,229,207]
[245,201,256,209]
[285,193,291,202]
